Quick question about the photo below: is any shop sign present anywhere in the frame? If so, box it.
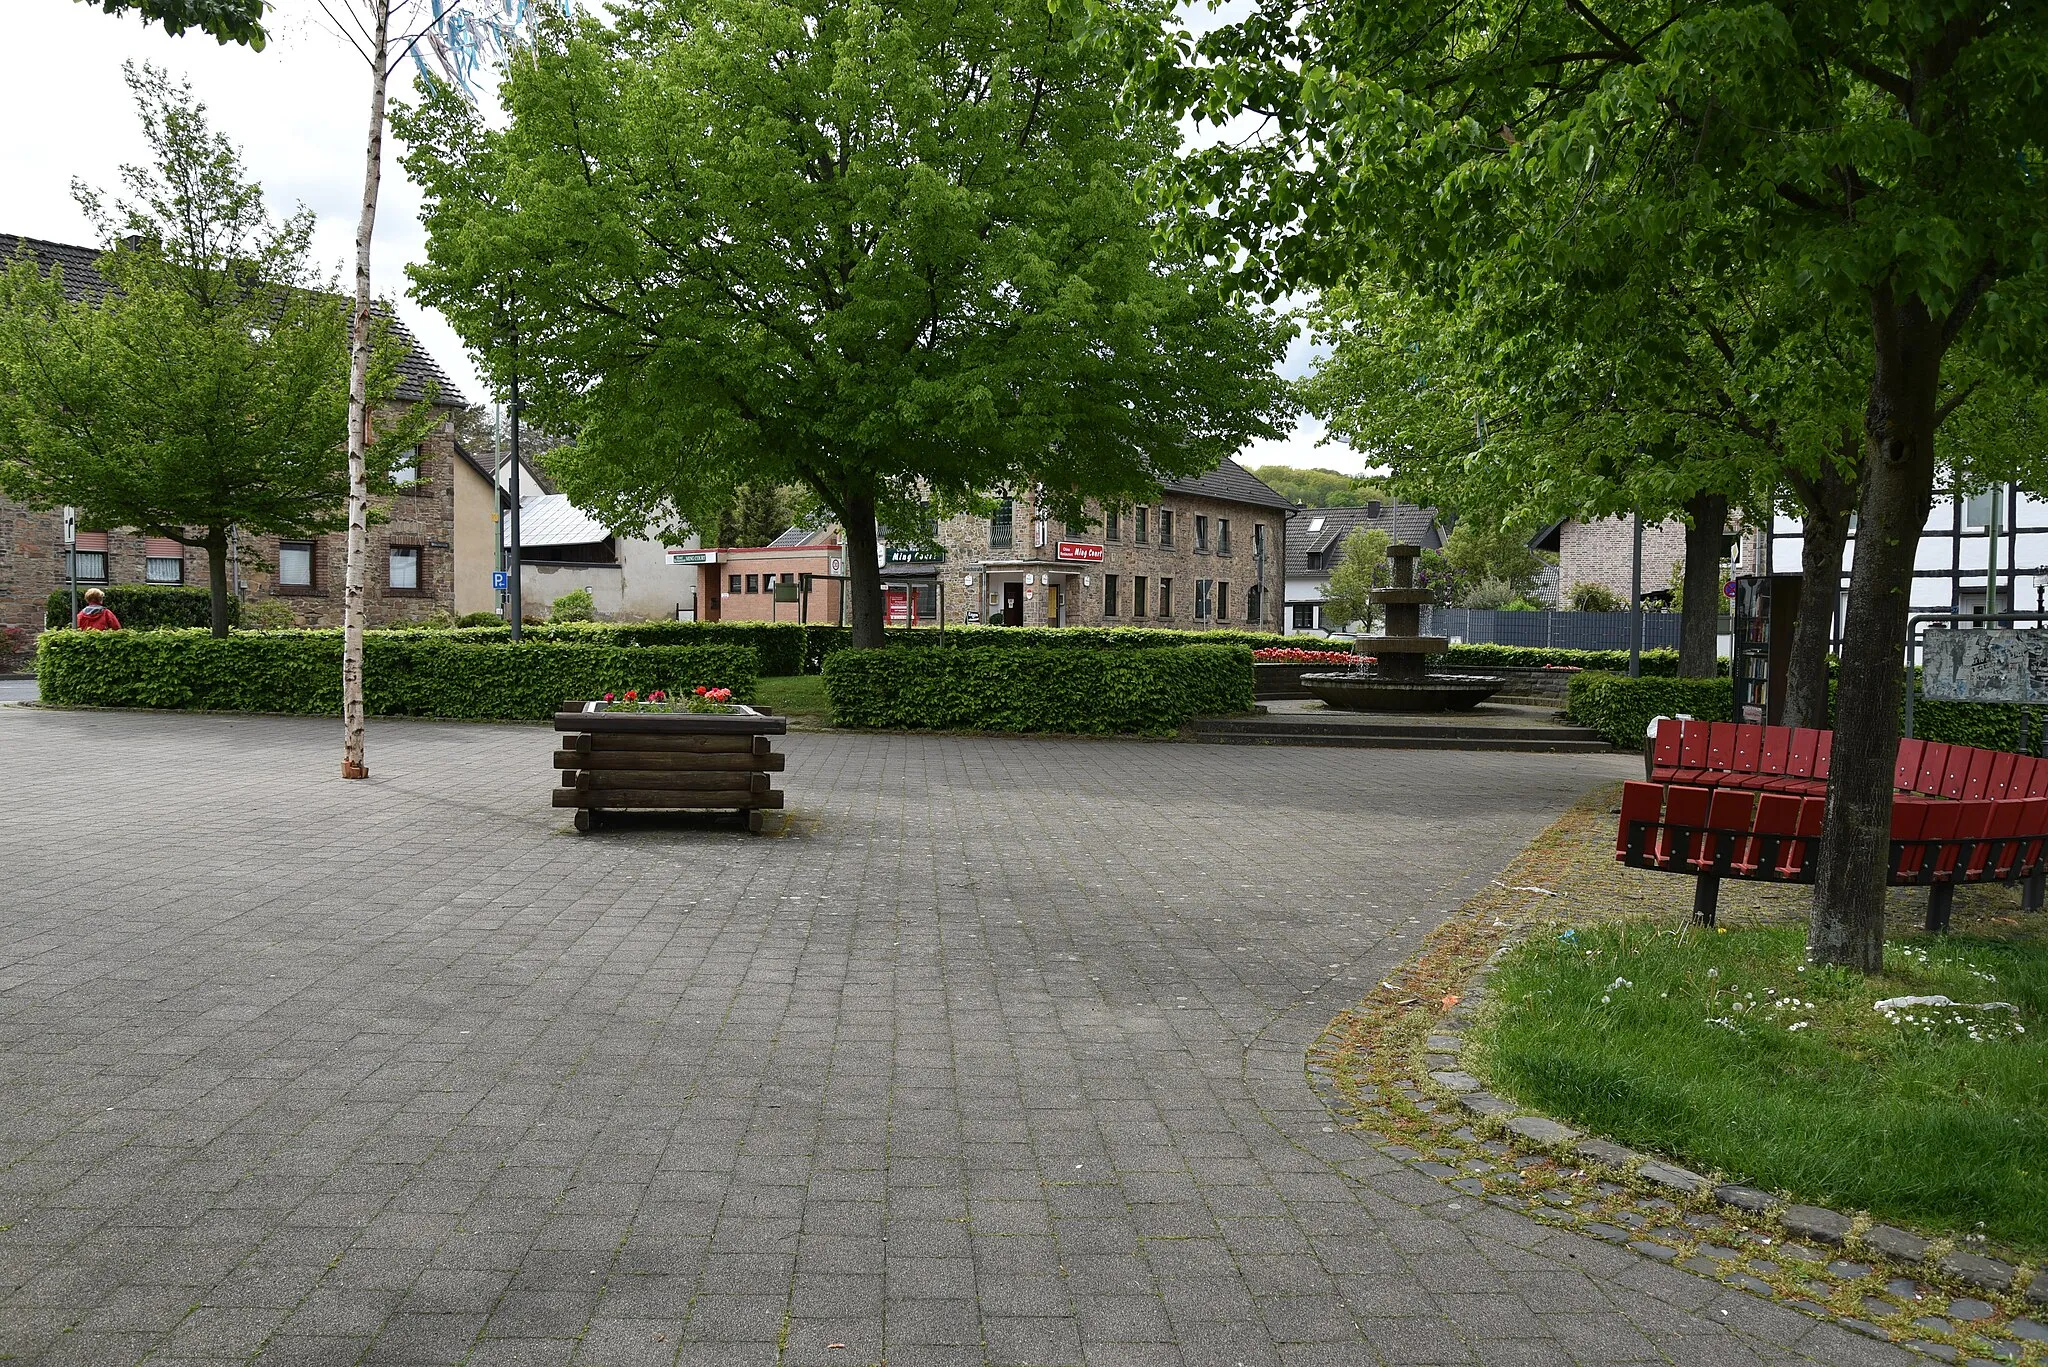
[667,550,717,565]
[1057,541,1104,563]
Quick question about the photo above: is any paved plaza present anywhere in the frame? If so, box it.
[0,707,1911,1366]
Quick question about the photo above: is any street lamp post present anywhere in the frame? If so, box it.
[1629,512,1644,678]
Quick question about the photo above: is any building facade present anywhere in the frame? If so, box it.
[1282,501,1446,634]
[0,234,481,637]
[695,524,848,625]
[923,460,1293,631]
[513,491,703,622]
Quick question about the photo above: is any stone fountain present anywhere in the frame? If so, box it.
[1300,543,1504,712]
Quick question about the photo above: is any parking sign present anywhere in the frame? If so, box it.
[493,570,509,591]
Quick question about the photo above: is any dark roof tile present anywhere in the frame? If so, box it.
[1285,502,1443,577]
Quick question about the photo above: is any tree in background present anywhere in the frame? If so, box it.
[1252,465,1386,509]
[1317,528,1391,633]
[80,0,265,46]
[1564,583,1625,614]
[0,65,421,638]
[398,0,1294,649]
[718,484,803,551]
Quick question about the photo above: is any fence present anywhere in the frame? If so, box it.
[1426,608,1683,651]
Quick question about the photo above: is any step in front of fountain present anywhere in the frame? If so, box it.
[1299,671,1505,712]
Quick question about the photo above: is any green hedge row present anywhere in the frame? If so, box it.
[37,629,757,721]
[1565,669,2048,755]
[46,584,233,630]
[822,644,1254,735]
[1436,644,1692,676]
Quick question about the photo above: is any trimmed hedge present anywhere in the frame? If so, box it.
[37,629,757,721]
[46,584,235,630]
[1565,668,2048,756]
[432,620,809,676]
[1436,644,1692,676]
[823,644,1254,735]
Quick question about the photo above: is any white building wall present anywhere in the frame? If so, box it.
[521,534,701,621]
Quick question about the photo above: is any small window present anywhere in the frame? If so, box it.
[1305,550,1322,570]
[1132,575,1148,618]
[1219,519,1232,555]
[1194,579,1211,619]
[1159,509,1174,547]
[1245,584,1262,623]
[746,574,760,594]
[1104,574,1120,617]
[728,573,742,594]
[71,550,108,583]
[145,556,182,584]
[388,545,421,591]
[1253,523,1267,557]
[1195,515,1209,552]
[990,499,1014,550]
[1216,582,1229,620]
[390,446,420,486]
[1134,507,1149,544]
[764,573,776,591]
[1158,577,1174,617]
[1106,509,1120,542]
[279,541,315,588]
[1292,603,1316,630]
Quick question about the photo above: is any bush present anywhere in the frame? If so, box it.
[1565,671,1732,747]
[824,644,1254,735]
[1564,582,1627,612]
[549,587,596,623]
[457,611,506,627]
[238,598,300,630]
[1438,644,1688,676]
[45,584,236,630]
[36,629,758,721]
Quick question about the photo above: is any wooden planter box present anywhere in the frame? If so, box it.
[553,702,788,834]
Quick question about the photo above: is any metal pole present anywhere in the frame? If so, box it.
[1629,511,1643,677]
[492,400,506,617]
[1987,483,2002,624]
[508,362,524,642]
[64,506,78,627]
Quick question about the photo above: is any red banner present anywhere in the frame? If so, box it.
[1056,542,1104,563]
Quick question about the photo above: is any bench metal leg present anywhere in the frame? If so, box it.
[1693,875,1720,928]
[1926,883,1954,935]
[2025,872,2044,912]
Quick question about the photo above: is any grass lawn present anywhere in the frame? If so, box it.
[753,674,831,724]
[1475,922,2048,1250]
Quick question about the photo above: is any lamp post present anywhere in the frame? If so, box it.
[508,371,524,642]
[63,506,77,626]
[1629,512,1644,678]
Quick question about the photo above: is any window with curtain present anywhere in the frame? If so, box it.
[388,546,421,591]
[279,541,315,587]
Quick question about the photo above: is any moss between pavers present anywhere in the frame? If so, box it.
[1309,785,2047,1364]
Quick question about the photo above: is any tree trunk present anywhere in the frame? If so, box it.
[204,525,231,639]
[1809,290,1944,971]
[1678,491,1727,678]
[841,490,885,648]
[341,0,390,782]
[1781,435,1861,730]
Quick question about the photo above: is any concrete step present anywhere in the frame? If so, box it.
[1193,716,1597,740]
[1187,729,1615,752]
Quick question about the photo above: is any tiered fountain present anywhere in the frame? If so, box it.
[1300,543,1504,712]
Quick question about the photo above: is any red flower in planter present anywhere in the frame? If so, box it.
[603,692,615,702]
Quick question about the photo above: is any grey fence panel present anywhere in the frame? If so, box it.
[1427,609,1682,651]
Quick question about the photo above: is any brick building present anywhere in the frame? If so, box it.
[920,460,1293,630]
[0,234,487,640]
[694,524,848,625]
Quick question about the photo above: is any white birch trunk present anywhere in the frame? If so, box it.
[341,0,392,780]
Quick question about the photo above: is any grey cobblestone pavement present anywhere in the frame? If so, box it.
[0,707,1912,1366]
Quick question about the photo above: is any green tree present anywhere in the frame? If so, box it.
[80,0,265,46]
[717,483,803,550]
[0,65,422,638]
[1250,465,1385,509]
[1318,528,1391,632]
[396,0,1294,649]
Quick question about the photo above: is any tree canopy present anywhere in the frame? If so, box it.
[78,0,266,46]
[1250,464,1384,509]
[0,65,419,636]
[396,0,1296,645]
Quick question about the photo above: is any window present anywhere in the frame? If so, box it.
[1246,584,1263,623]
[1158,509,1174,547]
[390,445,420,486]
[764,573,776,591]
[1292,603,1316,630]
[1195,515,1209,552]
[1106,509,1120,541]
[1305,550,1323,570]
[1104,574,1119,616]
[388,545,421,591]
[1253,523,1267,559]
[71,530,108,584]
[1219,519,1232,555]
[1216,582,1229,621]
[1134,507,1149,544]
[279,541,315,588]
[1132,575,1148,618]
[144,536,183,584]
[729,573,743,595]
[990,499,1014,549]
[1194,579,1211,619]
[1158,577,1174,617]
[746,574,760,594]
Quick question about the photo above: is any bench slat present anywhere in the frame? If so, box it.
[1653,719,1683,770]
[1915,743,1950,796]
[1732,724,1761,773]
[1986,751,2016,800]
[1813,730,1833,780]
[1679,721,1711,769]
[1963,749,1996,801]
[1894,737,1925,790]
[1759,726,1791,776]
[1786,729,1819,778]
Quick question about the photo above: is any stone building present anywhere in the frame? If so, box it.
[0,234,486,638]
[922,460,1293,630]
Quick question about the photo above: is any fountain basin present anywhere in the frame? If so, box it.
[1300,671,1505,713]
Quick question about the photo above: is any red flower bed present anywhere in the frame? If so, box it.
[1254,647,1363,665]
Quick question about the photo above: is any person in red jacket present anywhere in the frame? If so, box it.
[75,588,121,630]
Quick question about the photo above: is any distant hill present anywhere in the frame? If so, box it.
[1250,465,1387,509]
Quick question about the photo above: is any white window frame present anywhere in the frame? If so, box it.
[388,545,421,591]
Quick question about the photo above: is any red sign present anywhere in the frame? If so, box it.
[1056,541,1104,563]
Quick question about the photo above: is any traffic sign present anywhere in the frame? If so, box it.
[493,570,509,591]
[62,507,76,546]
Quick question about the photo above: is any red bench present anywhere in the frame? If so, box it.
[1619,719,2048,930]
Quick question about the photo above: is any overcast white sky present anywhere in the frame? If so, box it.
[5,0,1369,476]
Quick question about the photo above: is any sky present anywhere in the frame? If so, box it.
[3,0,1371,477]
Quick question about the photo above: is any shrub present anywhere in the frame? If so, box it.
[0,622,27,673]
[1564,582,1627,612]
[36,629,757,721]
[45,584,236,630]
[824,644,1254,735]
[458,611,506,627]
[1565,672,1732,747]
[549,587,596,623]
[1437,644,1687,676]
[238,598,300,630]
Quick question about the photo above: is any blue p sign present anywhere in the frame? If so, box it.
[493,570,509,590]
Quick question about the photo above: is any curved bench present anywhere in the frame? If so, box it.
[1618,719,2048,930]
